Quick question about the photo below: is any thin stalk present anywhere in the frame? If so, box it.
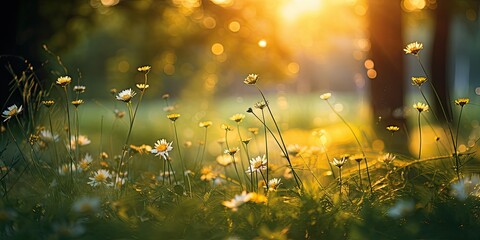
[320,140,336,180]
[236,124,248,181]
[172,120,192,197]
[47,110,60,168]
[62,86,74,181]
[255,87,302,189]
[243,142,254,192]
[224,129,243,190]
[357,161,363,192]
[325,100,372,193]
[260,109,269,186]
[454,106,464,179]
[418,112,422,160]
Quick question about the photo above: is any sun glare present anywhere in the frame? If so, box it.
[280,0,323,22]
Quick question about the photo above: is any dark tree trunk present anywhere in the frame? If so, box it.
[367,0,408,153]
[431,0,451,122]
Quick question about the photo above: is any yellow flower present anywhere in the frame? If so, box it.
[224,147,239,156]
[199,121,212,128]
[386,125,400,133]
[230,113,245,123]
[221,123,233,131]
[42,100,55,108]
[320,92,332,100]
[248,127,259,135]
[167,113,180,121]
[404,41,423,55]
[244,73,259,85]
[136,83,149,91]
[137,65,151,72]
[411,76,427,86]
[455,98,470,107]
[413,102,429,113]
[56,76,72,87]
[71,99,84,107]
[216,154,235,167]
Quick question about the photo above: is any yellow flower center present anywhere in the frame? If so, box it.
[122,95,131,101]
[8,109,17,116]
[156,144,167,152]
[95,173,107,182]
[253,161,263,169]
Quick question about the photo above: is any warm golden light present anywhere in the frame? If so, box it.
[280,0,323,22]
[364,59,374,69]
[287,62,300,74]
[367,69,377,79]
[228,21,241,32]
[211,43,224,55]
[101,0,119,7]
[258,39,267,48]
[402,0,426,12]
[210,0,234,7]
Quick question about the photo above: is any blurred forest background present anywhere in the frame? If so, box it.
[1,0,480,154]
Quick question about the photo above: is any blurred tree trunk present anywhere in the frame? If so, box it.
[367,0,408,153]
[431,0,452,121]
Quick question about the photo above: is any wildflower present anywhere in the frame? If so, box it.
[351,154,364,163]
[246,155,267,173]
[331,156,348,168]
[162,94,170,99]
[69,135,91,150]
[413,102,429,113]
[100,152,109,160]
[71,99,84,107]
[199,121,212,128]
[115,88,136,102]
[411,76,427,86]
[455,98,470,107]
[78,153,93,172]
[265,178,282,192]
[249,192,268,203]
[230,113,245,123]
[130,144,152,154]
[72,196,101,214]
[242,138,252,145]
[224,147,239,156]
[248,127,259,135]
[58,164,77,175]
[286,144,304,157]
[246,108,253,113]
[110,175,126,189]
[216,154,235,167]
[114,109,125,118]
[320,92,332,100]
[254,101,267,109]
[136,83,149,91]
[403,41,423,55]
[450,174,480,201]
[387,199,415,218]
[222,191,254,211]
[2,104,23,122]
[200,166,216,181]
[244,73,259,85]
[56,76,72,87]
[151,139,173,160]
[110,88,117,95]
[137,65,151,72]
[88,169,112,187]
[221,123,233,131]
[73,85,86,93]
[42,100,55,108]
[379,153,396,165]
[167,113,180,121]
[386,125,400,134]
[39,130,59,142]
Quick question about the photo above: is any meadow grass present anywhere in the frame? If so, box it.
[1,42,480,239]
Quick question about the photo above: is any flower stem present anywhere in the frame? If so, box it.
[454,106,464,179]
[418,112,422,160]
[255,86,302,189]
[326,100,372,193]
